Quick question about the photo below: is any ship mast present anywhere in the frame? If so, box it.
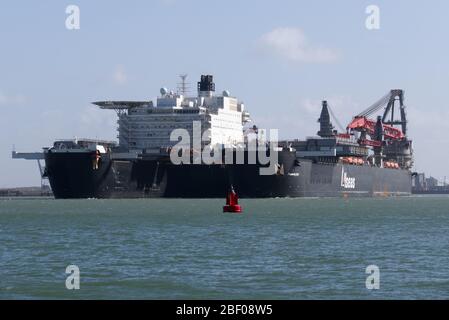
[177,74,190,96]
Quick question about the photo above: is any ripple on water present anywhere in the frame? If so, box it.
[1,196,449,299]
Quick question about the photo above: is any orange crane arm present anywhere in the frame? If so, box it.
[347,116,405,140]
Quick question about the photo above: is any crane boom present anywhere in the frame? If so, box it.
[343,89,413,169]
[347,116,405,140]
[347,89,406,141]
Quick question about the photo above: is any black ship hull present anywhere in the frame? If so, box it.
[44,150,412,199]
[44,150,115,198]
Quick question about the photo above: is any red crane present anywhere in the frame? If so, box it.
[347,90,407,146]
[347,116,405,140]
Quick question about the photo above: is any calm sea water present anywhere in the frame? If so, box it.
[0,196,449,299]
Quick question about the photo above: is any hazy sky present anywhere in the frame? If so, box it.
[1,0,448,187]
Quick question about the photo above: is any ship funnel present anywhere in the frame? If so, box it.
[317,101,335,137]
[197,75,215,97]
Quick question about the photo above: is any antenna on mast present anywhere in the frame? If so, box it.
[177,74,190,95]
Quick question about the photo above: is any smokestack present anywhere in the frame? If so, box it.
[197,75,215,97]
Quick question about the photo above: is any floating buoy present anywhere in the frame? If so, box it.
[223,186,242,213]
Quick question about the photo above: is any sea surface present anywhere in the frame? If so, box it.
[0,196,449,299]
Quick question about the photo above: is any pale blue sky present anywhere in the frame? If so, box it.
[1,0,448,187]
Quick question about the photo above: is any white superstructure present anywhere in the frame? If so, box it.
[94,75,250,151]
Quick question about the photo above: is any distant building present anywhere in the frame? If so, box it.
[413,173,427,191]
[426,176,438,188]
[412,173,449,194]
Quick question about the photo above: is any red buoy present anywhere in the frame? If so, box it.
[223,186,242,213]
